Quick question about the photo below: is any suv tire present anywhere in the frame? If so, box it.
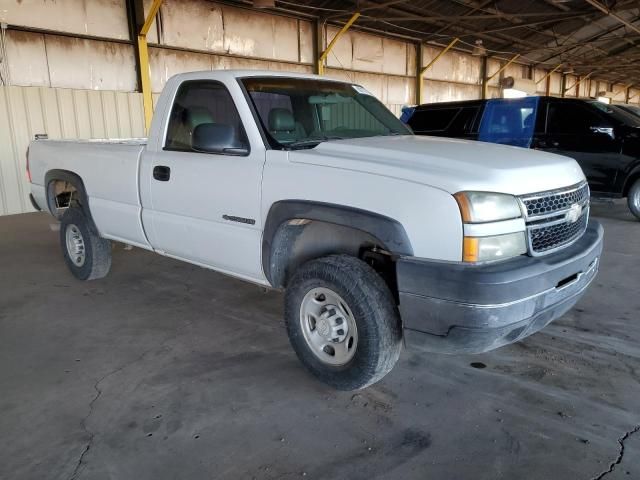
[285,254,402,390]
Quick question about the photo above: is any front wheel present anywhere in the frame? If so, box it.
[285,255,402,390]
[628,178,640,220]
[60,207,112,280]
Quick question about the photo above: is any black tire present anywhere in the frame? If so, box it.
[59,207,112,281]
[285,254,402,390]
[628,178,640,220]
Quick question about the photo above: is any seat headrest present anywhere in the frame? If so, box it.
[185,106,214,130]
[268,108,295,132]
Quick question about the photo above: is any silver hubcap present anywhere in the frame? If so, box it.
[65,224,86,267]
[299,287,358,366]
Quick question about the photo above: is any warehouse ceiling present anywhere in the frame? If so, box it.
[235,0,640,85]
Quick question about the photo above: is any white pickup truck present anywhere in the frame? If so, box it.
[28,70,603,390]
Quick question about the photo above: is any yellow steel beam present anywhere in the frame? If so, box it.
[417,37,459,104]
[536,63,563,85]
[138,35,153,133]
[139,0,163,132]
[317,12,360,75]
[420,38,459,75]
[487,54,520,83]
[484,53,520,98]
[564,71,594,95]
[141,0,163,36]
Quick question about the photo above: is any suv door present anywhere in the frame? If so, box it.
[143,80,266,282]
[540,101,622,193]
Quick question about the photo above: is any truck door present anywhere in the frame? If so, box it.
[538,100,622,193]
[141,79,266,283]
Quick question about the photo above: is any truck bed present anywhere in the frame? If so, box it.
[29,138,150,248]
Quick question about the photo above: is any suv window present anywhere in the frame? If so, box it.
[165,81,247,151]
[408,108,459,133]
[546,102,611,135]
[478,97,540,148]
[448,107,480,135]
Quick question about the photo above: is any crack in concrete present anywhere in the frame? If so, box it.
[591,424,640,480]
[68,350,152,480]
[67,323,190,480]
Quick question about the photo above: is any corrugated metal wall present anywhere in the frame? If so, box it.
[0,86,145,216]
[2,0,640,216]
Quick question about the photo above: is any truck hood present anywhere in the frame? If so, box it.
[290,135,585,196]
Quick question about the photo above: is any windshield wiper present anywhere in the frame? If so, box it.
[285,135,345,149]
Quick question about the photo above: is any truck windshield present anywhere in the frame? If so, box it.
[241,77,411,149]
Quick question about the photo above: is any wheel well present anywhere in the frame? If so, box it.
[269,220,398,299]
[47,179,79,218]
[623,171,640,197]
[44,170,89,220]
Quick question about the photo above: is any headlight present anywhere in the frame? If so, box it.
[463,232,527,262]
[454,191,522,223]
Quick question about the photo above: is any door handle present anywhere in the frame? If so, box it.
[153,165,171,181]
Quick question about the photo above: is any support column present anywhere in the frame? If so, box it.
[317,12,360,75]
[480,56,488,99]
[135,0,163,133]
[417,37,458,105]
[484,54,520,99]
[313,18,323,75]
[416,42,424,105]
[536,63,561,97]
[126,0,143,92]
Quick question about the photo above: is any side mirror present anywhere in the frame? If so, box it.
[192,123,249,155]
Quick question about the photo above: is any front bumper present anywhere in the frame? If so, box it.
[398,220,604,354]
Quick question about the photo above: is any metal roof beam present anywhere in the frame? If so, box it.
[584,0,640,36]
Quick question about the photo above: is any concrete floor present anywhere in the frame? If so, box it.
[0,201,639,480]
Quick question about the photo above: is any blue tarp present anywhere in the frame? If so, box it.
[478,96,540,148]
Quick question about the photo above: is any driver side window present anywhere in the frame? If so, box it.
[164,81,247,152]
[547,103,610,135]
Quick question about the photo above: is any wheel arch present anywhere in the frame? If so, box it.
[44,169,94,225]
[262,200,414,289]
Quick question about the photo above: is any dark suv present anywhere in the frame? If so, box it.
[403,97,640,219]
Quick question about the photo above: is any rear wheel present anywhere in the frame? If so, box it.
[285,255,402,390]
[628,179,640,220]
[60,207,111,280]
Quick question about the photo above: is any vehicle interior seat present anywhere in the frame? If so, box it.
[268,108,306,143]
[169,105,215,149]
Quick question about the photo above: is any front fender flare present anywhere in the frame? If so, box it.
[262,200,413,286]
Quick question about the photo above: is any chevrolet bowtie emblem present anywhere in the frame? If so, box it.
[565,204,582,223]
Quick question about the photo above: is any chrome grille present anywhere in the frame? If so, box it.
[529,211,588,253]
[522,182,590,218]
[519,182,590,256]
